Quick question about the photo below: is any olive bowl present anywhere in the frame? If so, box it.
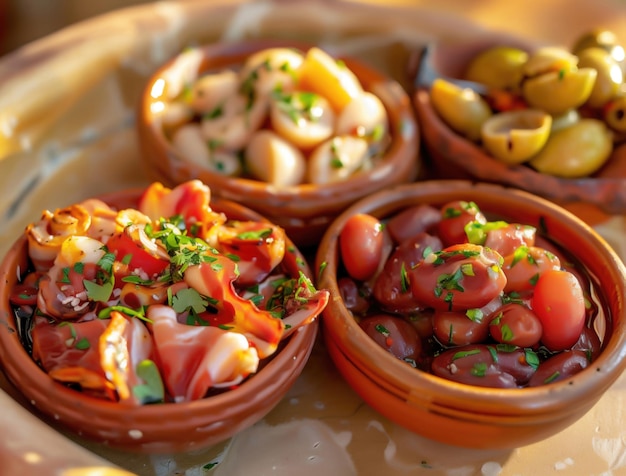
[315,180,626,449]
[0,186,321,454]
[137,39,420,249]
[410,33,626,222]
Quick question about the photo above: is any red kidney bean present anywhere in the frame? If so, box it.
[409,243,507,311]
[483,223,536,257]
[488,303,543,348]
[432,309,491,346]
[337,277,370,315]
[372,232,442,314]
[385,204,441,245]
[431,344,538,388]
[359,313,423,365]
[437,200,487,247]
[528,350,590,386]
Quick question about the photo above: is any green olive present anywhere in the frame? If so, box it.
[551,109,580,133]
[430,78,492,141]
[577,47,624,108]
[481,109,552,164]
[528,118,613,177]
[522,47,579,78]
[604,94,626,132]
[522,67,597,116]
[572,29,625,64]
[464,46,528,92]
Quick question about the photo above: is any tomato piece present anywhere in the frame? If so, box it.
[339,213,385,281]
[409,243,507,311]
[488,303,543,348]
[107,225,170,278]
[501,246,561,293]
[437,200,487,247]
[531,269,585,351]
[359,314,422,365]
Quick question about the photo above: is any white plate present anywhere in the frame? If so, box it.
[1,1,625,474]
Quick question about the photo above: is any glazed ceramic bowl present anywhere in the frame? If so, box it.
[137,39,420,248]
[315,180,626,449]
[410,33,626,221]
[0,187,320,454]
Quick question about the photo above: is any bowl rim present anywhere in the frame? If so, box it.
[136,38,420,219]
[0,189,319,451]
[316,179,626,417]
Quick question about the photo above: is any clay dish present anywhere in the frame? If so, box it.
[137,39,420,248]
[410,32,626,222]
[0,187,320,454]
[315,180,626,449]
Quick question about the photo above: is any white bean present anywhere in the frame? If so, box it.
[161,100,194,129]
[172,123,212,167]
[307,135,369,184]
[335,91,388,141]
[201,93,269,151]
[244,130,306,186]
[239,48,304,96]
[189,70,239,114]
[172,123,242,175]
[270,91,335,149]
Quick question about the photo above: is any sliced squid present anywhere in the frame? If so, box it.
[307,135,370,184]
[244,130,306,186]
[26,205,92,271]
[78,198,119,242]
[270,90,336,149]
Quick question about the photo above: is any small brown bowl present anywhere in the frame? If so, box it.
[410,33,626,222]
[315,180,626,449]
[137,39,420,248]
[0,187,320,454]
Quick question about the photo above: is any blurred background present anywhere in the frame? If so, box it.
[2,0,625,56]
[0,0,154,54]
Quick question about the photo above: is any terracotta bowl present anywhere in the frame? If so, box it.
[137,39,420,248]
[410,33,626,221]
[315,180,626,449]
[0,188,320,454]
